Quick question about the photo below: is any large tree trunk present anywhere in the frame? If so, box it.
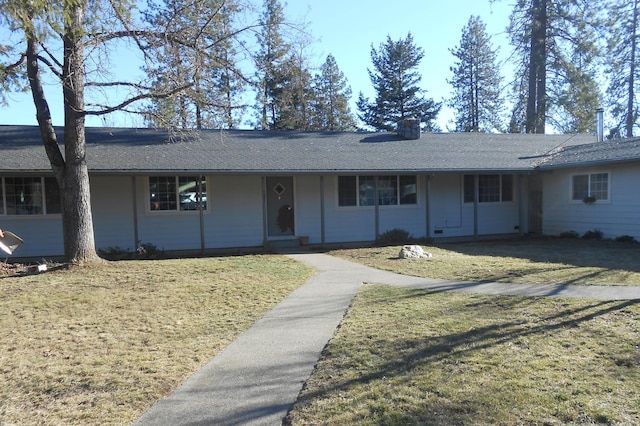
[61,0,100,263]
[626,0,638,138]
[25,2,100,264]
[526,0,547,134]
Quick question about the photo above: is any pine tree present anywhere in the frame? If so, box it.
[605,0,640,138]
[254,0,290,130]
[356,33,440,132]
[448,16,504,132]
[143,0,245,129]
[507,0,603,133]
[310,54,356,131]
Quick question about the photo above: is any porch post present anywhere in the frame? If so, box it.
[320,175,326,245]
[473,174,479,238]
[374,176,380,240]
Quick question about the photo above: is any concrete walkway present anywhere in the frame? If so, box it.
[135,252,640,426]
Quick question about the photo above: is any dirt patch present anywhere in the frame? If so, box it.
[0,262,25,276]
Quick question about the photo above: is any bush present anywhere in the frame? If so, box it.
[616,235,637,244]
[376,228,412,246]
[559,231,580,239]
[136,242,163,259]
[581,229,603,240]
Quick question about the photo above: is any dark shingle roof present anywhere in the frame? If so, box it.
[0,125,611,174]
[535,137,640,169]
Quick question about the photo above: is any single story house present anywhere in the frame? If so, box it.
[0,122,638,259]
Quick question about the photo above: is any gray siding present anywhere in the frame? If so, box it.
[543,162,640,240]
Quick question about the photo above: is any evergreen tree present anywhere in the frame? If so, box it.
[310,54,356,131]
[254,0,290,130]
[143,0,246,129]
[447,16,504,132]
[605,0,640,138]
[507,0,603,133]
[356,33,440,132]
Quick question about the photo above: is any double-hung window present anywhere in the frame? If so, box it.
[1,177,61,215]
[572,172,609,201]
[149,176,207,212]
[463,174,513,203]
[337,175,417,207]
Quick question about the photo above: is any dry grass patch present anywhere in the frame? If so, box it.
[286,285,640,425]
[330,238,640,286]
[0,255,313,425]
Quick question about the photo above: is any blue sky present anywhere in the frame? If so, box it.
[0,0,513,130]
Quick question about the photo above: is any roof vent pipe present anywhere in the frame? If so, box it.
[596,108,604,142]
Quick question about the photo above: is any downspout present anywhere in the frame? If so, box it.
[374,176,380,240]
[131,176,139,250]
[473,174,479,238]
[198,175,205,254]
[320,175,325,246]
[518,175,527,235]
[261,176,267,246]
[425,175,431,239]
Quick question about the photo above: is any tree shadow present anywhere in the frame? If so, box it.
[288,296,639,424]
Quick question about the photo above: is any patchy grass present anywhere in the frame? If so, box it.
[0,255,313,425]
[330,237,640,286]
[286,285,640,425]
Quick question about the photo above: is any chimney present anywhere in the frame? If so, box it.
[397,118,421,140]
[596,108,604,142]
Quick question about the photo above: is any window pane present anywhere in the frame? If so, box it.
[178,176,206,210]
[44,177,62,214]
[501,174,513,202]
[359,176,376,206]
[399,175,417,205]
[5,177,44,215]
[590,173,608,200]
[479,174,500,202]
[377,176,398,205]
[463,175,475,203]
[149,176,177,210]
[338,176,357,206]
[572,174,589,200]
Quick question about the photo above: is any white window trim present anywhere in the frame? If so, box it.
[0,176,62,216]
[570,171,611,204]
[146,175,210,214]
[335,175,419,208]
[463,174,515,205]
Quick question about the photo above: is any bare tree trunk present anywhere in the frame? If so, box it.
[26,2,100,264]
[627,0,638,138]
[60,0,100,263]
[526,0,547,134]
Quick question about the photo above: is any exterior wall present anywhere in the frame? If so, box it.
[5,170,530,260]
[429,174,521,239]
[294,175,322,244]
[135,174,264,251]
[1,214,63,259]
[92,175,136,252]
[321,175,428,243]
[542,162,640,240]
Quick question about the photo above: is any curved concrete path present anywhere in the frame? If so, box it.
[135,252,640,426]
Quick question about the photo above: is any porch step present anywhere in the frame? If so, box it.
[266,238,301,249]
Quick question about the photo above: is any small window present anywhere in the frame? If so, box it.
[338,176,357,206]
[3,177,60,215]
[338,175,417,207]
[399,175,417,204]
[149,176,207,211]
[464,174,514,203]
[572,172,609,201]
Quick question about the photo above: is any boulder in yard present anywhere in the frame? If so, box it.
[399,245,432,259]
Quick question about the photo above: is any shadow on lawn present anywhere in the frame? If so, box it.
[438,237,640,274]
[286,296,639,424]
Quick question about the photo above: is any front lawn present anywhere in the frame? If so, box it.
[0,255,313,425]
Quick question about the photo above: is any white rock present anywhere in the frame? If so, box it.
[399,245,432,259]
